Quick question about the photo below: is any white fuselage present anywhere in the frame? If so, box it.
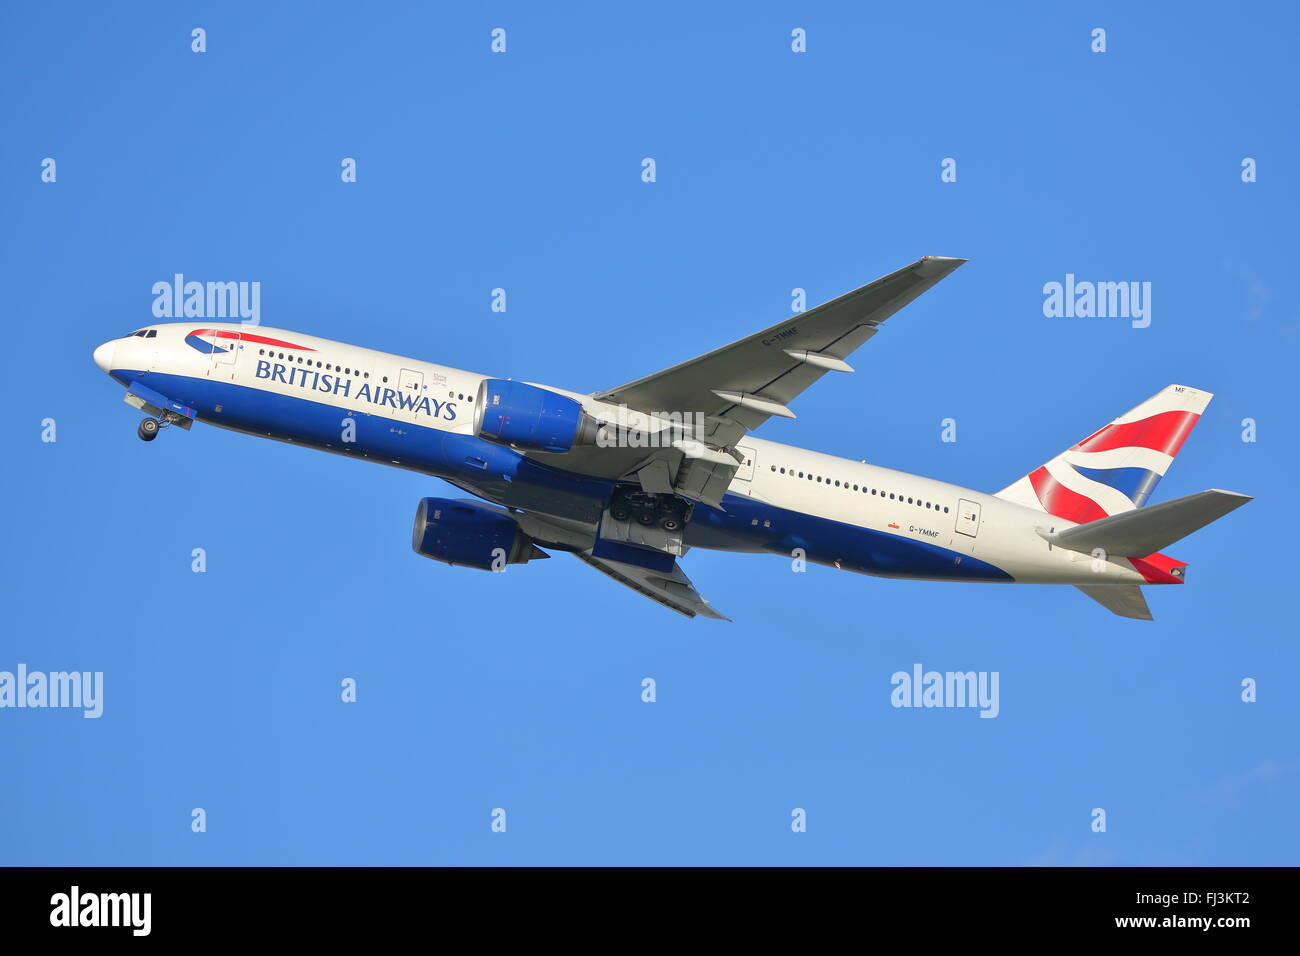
[94,322,1158,588]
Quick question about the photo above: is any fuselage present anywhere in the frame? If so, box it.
[93,322,1170,588]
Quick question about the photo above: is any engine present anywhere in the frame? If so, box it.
[474,379,600,453]
[411,497,546,570]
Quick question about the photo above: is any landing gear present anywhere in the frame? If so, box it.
[600,485,692,558]
[136,409,190,442]
[607,485,691,531]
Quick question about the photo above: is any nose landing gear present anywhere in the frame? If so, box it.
[124,385,195,441]
[137,410,188,442]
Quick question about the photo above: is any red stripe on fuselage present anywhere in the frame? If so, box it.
[1129,552,1187,584]
[189,328,317,351]
[1072,410,1199,457]
[1028,466,1109,524]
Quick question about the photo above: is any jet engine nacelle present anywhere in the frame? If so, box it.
[411,497,547,571]
[474,379,600,453]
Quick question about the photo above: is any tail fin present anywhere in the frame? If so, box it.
[996,385,1213,522]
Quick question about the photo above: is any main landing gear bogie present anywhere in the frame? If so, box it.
[608,486,691,532]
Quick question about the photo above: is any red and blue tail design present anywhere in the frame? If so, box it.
[995,385,1212,525]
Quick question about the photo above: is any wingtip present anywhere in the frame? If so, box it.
[916,256,968,276]
[1207,489,1253,503]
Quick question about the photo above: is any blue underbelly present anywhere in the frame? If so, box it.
[688,494,1013,582]
[113,370,1012,582]
[118,371,612,520]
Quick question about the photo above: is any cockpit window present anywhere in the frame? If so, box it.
[145,330,157,338]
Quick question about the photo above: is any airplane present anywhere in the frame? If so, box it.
[91,257,1250,621]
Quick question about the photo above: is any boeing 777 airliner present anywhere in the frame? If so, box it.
[91,257,1249,620]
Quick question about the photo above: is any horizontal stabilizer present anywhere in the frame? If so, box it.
[1042,489,1251,557]
[1075,585,1153,620]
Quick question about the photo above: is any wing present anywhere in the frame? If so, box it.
[595,256,967,438]
[573,551,730,620]
[503,508,728,619]
[550,257,967,506]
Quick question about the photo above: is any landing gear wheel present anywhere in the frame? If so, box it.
[661,517,681,532]
[636,511,656,526]
[137,418,160,442]
[611,506,631,522]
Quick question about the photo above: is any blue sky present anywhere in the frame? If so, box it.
[2,1,1296,865]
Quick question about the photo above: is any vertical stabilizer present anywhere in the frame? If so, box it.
[996,385,1212,523]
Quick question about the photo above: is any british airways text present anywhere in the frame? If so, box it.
[255,360,457,420]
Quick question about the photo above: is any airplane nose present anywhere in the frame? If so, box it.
[93,340,116,372]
